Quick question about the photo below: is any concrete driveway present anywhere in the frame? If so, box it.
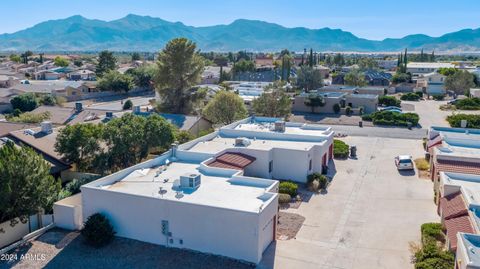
[402,100,479,128]
[259,136,438,269]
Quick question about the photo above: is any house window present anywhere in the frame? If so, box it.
[269,160,273,173]
[309,159,312,171]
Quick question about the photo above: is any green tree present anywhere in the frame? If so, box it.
[96,50,117,77]
[445,70,475,95]
[123,99,133,110]
[10,93,38,112]
[252,89,291,118]
[131,52,141,62]
[296,66,324,91]
[357,58,379,70]
[304,94,325,113]
[344,69,367,87]
[73,59,83,67]
[55,123,104,172]
[232,59,255,73]
[40,94,56,106]
[203,91,247,125]
[126,65,157,89]
[97,70,134,93]
[9,54,21,63]
[154,38,204,113]
[54,56,69,67]
[0,142,60,224]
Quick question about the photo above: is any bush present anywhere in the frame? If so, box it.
[333,139,349,159]
[65,177,95,195]
[278,193,292,204]
[358,106,364,115]
[379,95,401,107]
[10,93,38,112]
[123,99,133,110]
[455,97,480,110]
[415,158,430,171]
[432,94,445,101]
[81,213,116,247]
[447,114,480,129]
[400,92,421,101]
[279,181,298,197]
[7,111,51,123]
[421,223,444,244]
[366,110,419,127]
[333,103,341,114]
[345,106,352,115]
[40,94,57,106]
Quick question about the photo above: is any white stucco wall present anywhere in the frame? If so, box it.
[81,186,277,264]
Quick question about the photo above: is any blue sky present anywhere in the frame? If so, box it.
[1,0,479,40]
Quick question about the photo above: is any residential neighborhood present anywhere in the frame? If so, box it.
[1,1,480,269]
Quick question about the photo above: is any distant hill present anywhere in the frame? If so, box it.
[0,14,479,52]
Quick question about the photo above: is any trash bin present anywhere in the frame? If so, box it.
[350,145,357,158]
[359,121,363,127]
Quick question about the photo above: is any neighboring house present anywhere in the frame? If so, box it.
[254,56,274,67]
[319,85,385,96]
[364,70,392,86]
[417,72,446,95]
[0,122,37,138]
[376,60,397,71]
[34,70,61,80]
[53,117,335,264]
[407,62,455,75]
[30,105,110,125]
[7,80,98,101]
[232,82,271,104]
[8,123,71,178]
[392,82,416,93]
[159,113,213,136]
[0,75,19,88]
[314,65,330,79]
[68,69,96,81]
[293,91,378,114]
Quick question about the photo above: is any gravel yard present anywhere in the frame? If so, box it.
[276,212,305,241]
[1,229,254,269]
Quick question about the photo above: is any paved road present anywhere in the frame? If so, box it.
[331,125,427,140]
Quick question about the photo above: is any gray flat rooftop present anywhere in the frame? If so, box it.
[94,161,275,213]
[234,122,331,137]
[187,135,324,154]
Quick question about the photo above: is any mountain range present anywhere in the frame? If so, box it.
[1,14,479,52]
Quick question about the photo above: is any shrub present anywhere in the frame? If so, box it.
[333,139,349,159]
[379,95,401,107]
[307,173,328,191]
[421,223,444,244]
[415,91,424,97]
[7,111,51,123]
[358,106,364,115]
[81,213,116,247]
[278,193,292,204]
[317,175,328,189]
[123,99,133,110]
[333,103,341,114]
[65,177,95,195]
[432,94,445,101]
[447,114,480,129]
[308,180,320,192]
[279,181,298,197]
[10,93,38,112]
[41,94,57,106]
[345,106,352,115]
[366,110,419,127]
[455,97,480,110]
[414,158,430,171]
[400,92,421,101]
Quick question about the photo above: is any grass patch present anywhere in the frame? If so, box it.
[414,158,430,171]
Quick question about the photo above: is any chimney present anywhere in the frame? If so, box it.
[75,102,83,113]
[171,141,179,158]
[40,121,53,134]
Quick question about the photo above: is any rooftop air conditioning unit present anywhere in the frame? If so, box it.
[41,121,53,134]
[235,137,251,147]
[180,173,201,190]
[274,120,286,132]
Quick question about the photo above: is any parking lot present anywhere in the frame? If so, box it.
[259,136,439,269]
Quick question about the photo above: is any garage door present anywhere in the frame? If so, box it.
[261,216,274,253]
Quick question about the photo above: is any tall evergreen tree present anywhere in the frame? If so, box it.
[309,48,314,67]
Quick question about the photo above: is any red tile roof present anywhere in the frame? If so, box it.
[439,191,468,220]
[427,136,443,149]
[435,159,480,175]
[207,152,256,170]
[444,215,475,251]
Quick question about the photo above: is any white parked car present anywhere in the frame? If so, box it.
[395,155,414,170]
